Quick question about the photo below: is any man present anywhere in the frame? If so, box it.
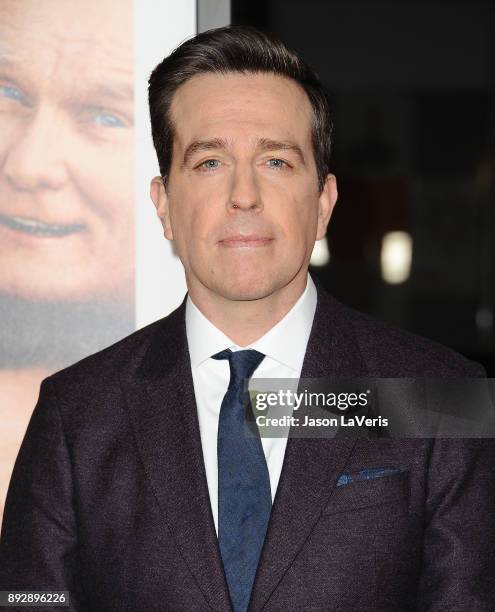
[1,25,494,611]
[0,0,135,524]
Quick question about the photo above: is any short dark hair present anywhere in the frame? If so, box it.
[148,25,333,192]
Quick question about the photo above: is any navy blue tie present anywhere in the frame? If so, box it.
[212,349,272,612]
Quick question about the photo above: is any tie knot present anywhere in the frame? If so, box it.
[212,348,265,383]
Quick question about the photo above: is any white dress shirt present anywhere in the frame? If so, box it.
[185,273,317,535]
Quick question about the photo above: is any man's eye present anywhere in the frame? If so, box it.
[267,158,288,169]
[0,84,28,105]
[92,111,125,128]
[199,159,220,170]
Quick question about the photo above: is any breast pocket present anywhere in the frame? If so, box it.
[321,469,410,516]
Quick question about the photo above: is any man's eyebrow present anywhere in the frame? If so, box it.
[183,137,307,167]
[257,138,306,165]
[0,53,20,70]
[182,138,229,166]
[69,81,134,105]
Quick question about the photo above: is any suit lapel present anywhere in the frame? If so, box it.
[120,297,232,612]
[248,285,369,611]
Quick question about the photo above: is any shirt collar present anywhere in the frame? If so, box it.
[185,273,317,372]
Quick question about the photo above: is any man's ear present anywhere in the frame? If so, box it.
[316,173,338,241]
[150,176,173,240]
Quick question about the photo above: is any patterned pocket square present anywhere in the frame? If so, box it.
[337,467,402,486]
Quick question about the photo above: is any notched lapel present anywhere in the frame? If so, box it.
[120,297,233,612]
[248,285,368,612]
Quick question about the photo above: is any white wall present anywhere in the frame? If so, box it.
[135,0,197,328]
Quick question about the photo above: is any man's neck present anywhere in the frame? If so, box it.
[187,273,309,347]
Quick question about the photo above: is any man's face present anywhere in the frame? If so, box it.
[0,0,134,303]
[152,72,336,302]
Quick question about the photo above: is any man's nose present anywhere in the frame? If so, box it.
[3,106,70,191]
[228,164,263,212]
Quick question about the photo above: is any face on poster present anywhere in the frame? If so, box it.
[0,0,194,526]
[0,0,136,369]
[0,0,135,304]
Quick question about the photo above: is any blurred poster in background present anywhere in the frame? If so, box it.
[0,0,194,525]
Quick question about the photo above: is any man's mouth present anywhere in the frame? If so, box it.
[218,234,274,248]
[0,213,86,237]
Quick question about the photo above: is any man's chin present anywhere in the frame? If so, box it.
[212,277,285,302]
[221,289,271,302]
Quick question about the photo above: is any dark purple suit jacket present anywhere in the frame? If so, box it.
[1,283,494,611]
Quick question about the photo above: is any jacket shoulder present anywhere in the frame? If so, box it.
[46,306,179,389]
